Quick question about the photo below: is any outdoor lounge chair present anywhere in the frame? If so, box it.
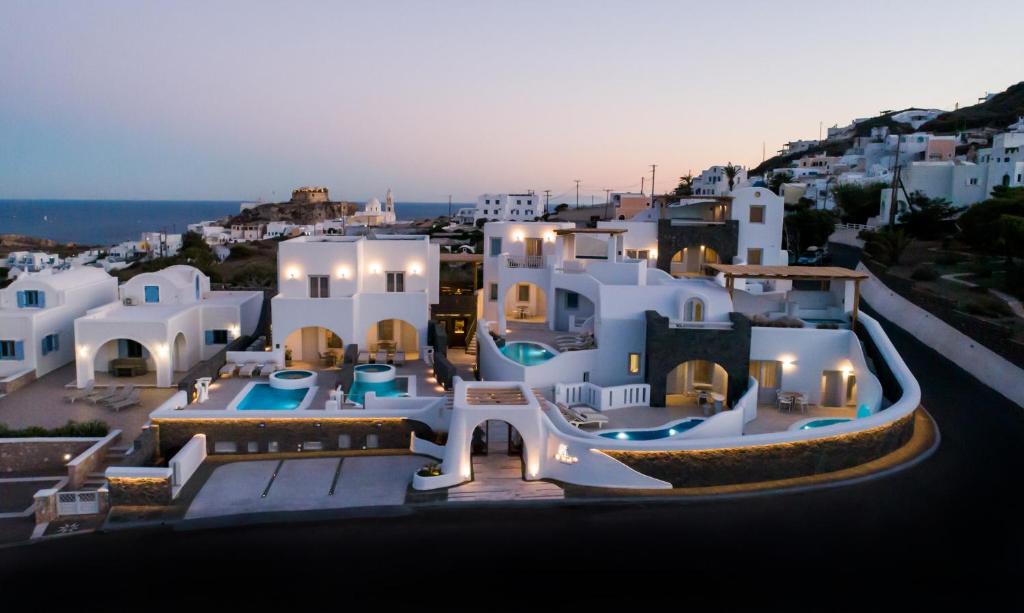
[219,362,239,377]
[556,402,608,429]
[260,363,280,376]
[238,362,260,377]
[358,351,369,364]
[64,380,95,403]
[393,351,405,366]
[87,384,122,405]
[375,349,387,364]
[101,384,135,407]
[106,388,141,412]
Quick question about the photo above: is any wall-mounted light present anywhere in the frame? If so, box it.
[77,345,89,358]
[369,264,381,274]
[408,264,421,275]
[513,232,524,242]
[543,232,555,243]
[286,267,300,280]
[649,249,658,259]
[336,266,350,279]
[156,343,170,358]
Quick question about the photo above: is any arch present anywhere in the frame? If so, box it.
[554,287,594,331]
[670,245,719,277]
[1002,173,1011,187]
[682,297,705,322]
[282,325,346,366]
[364,318,419,360]
[172,332,188,372]
[655,219,738,275]
[468,418,528,478]
[664,359,729,407]
[82,336,165,387]
[504,282,547,324]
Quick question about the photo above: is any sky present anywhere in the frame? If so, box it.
[1,1,1023,203]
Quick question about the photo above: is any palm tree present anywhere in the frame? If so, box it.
[673,173,694,198]
[723,163,740,192]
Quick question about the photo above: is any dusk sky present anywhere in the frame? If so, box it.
[2,1,1022,203]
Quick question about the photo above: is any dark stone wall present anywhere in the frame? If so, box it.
[427,320,448,357]
[0,439,95,475]
[605,412,915,488]
[108,476,172,506]
[153,417,434,458]
[433,353,456,390]
[119,425,160,466]
[644,311,751,407]
[656,219,739,273]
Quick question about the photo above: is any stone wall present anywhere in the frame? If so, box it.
[119,425,161,466]
[644,311,752,406]
[108,475,172,506]
[0,438,97,475]
[605,412,915,488]
[656,219,739,273]
[0,370,35,395]
[152,417,433,458]
[427,320,448,357]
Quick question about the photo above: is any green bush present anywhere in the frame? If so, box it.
[0,420,109,438]
[911,265,938,281]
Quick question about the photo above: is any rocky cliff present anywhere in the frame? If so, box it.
[227,200,359,226]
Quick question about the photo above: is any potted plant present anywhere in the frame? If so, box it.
[284,347,293,366]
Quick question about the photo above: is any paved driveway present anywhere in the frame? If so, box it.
[185,455,429,519]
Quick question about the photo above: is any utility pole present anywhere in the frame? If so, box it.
[447,194,452,219]
[604,188,612,219]
[640,177,645,195]
[543,190,552,216]
[888,136,903,226]
[650,164,658,215]
[574,179,581,209]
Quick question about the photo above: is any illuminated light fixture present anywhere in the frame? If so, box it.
[616,432,628,440]
[543,232,555,243]
[649,249,658,259]
[336,266,350,279]
[369,264,381,274]
[286,267,300,280]
[668,429,677,436]
[156,343,170,358]
[77,345,89,358]
[513,232,525,242]
[554,443,578,464]
[63,453,72,461]
[409,264,421,275]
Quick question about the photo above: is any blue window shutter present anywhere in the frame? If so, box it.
[205,330,214,345]
[145,286,159,303]
[52,334,59,351]
[16,291,25,308]
[38,292,45,308]
[41,337,48,356]
[14,341,24,360]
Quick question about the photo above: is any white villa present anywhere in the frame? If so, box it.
[473,193,543,223]
[271,234,440,363]
[691,165,749,196]
[74,265,262,388]
[347,189,398,226]
[0,267,118,385]
[4,251,63,274]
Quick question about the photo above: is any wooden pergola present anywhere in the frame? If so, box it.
[706,264,869,327]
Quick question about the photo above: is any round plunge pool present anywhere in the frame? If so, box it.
[268,369,318,390]
[354,363,396,384]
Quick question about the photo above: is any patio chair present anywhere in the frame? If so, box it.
[101,384,135,407]
[358,351,369,364]
[238,362,260,377]
[87,384,122,405]
[375,349,387,364]
[556,402,608,429]
[393,351,406,366]
[219,362,239,377]
[64,380,95,403]
[260,363,280,376]
[107,388,141,412]
[319,352,336,367]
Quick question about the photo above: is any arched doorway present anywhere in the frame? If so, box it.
[90,338,158,386]
[665,359,729,409]
[504,282,547,324]
[670,245,719,277]
[283,326,345,367]
[172,332,188,373]
[470,419,526,477]
[554,288,594,331]
[365,319,418,360]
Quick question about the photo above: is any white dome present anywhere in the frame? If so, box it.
[365,197,381,212]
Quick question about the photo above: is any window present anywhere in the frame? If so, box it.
[309,275,329,298]
[489,283,498,302]
[41,333,60,355]
[454,319,466,334]
[969,178,979,185]
[18,290,43,308]
[625,249,650,260]
[517,283,530,302]
[386,271,405,292]
[247,441,259,453]
[205,329,229,345]
[489,237,503,256]
[365,434,379,449]
[0,340,23,360]
[566,292,579,309]
[747,248,763,265]
[628,353,641,375]
[338,434,352,449]
[195,275,201,300]
[119,339,144,358]
[144,285,160,303]
[749,205,766,224]
[684,298,704,322]
[749,361,781,389]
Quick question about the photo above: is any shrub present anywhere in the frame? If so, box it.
[417,463,442,477]
[934,252,964,266]
[0,420,108,438]
[963,296,1013,318]
[911,265,938,281]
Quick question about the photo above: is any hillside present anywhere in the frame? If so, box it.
[226,200,359,226]
[921,81,1024,133]
[750,81,1024,177]
[0,234,94,257]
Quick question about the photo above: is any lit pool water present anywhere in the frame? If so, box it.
[500,342,556,366]
[347,377,410,405]
[236,383,310,411]
[800,418,852,429]
[599,418,705,440]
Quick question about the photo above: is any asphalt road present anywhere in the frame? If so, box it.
[2,251,1022,606]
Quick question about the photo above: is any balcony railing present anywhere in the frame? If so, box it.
[504,255,545,269]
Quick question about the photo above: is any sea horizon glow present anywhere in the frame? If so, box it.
[1,0,1022,202]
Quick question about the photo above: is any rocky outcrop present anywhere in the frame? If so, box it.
[227,201,358,227]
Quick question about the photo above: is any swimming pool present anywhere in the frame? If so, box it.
[500,342,556,366]
[235,383,312,411]
[347,377,410,406]
[599,417,705,440]
[799,418,852,429]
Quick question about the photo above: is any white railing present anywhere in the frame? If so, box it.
[57,490,101,516]
[504,254,545,269]
[835,222,873,231]
[555,382,651,412]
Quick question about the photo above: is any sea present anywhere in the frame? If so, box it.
[0,200,461,245]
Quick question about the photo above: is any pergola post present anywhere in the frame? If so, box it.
[852,279,861,329]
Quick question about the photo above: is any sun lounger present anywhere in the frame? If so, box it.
[64,380,95,403]
[101,384,136,406]
[87,385,122,404]
[358,351,369,364]
[219,362,239,377]
[238,362,260,377]
[393,351,405,366]
[260,363,280,376]
[375,350,387,364]
[556,402,608,429]
[107,389,141,412]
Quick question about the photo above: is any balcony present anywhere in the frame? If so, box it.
[503,255,546,269]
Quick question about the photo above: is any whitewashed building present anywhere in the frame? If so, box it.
[271,234,440,363]
[0,267,118,383]
[474,193,543,223]
[74,265,262,388]
[691,165,749,196]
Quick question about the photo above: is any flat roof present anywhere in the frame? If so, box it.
[553,228,627,236]
[439,253,483,263]
[707,264,868,280]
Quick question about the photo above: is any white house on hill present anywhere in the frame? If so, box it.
[0,267,118,385]
[74,265,262,388]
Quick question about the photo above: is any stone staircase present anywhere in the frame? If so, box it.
[79,443,133,491]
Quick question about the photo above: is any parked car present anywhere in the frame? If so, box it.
[797,246,830,265]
